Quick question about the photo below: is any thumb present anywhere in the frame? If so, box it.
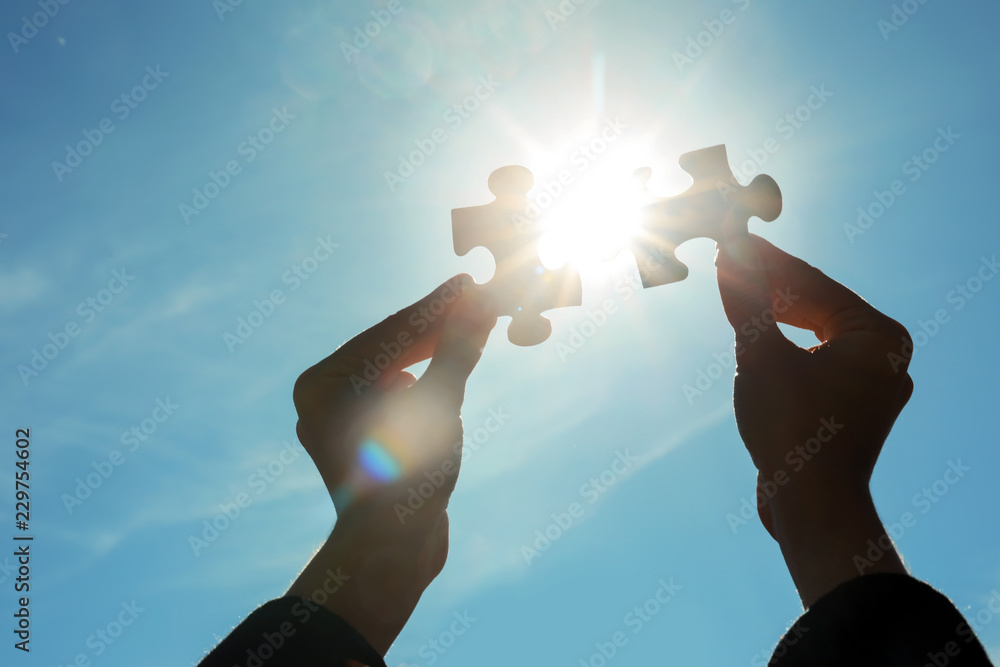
[419,284,497,406]
[716,235,788,359]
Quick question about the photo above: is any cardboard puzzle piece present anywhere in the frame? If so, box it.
[629,144,782,288]
[452,165,583,347]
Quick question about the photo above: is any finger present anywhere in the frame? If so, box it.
[716,234,791,360]
[418,284,497,407]
[749,236,904,343]
[320,274,474,386]
[387,371,418,391]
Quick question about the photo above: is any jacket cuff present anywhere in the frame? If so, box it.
[199,596,387,667]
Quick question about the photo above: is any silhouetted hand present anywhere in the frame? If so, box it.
[288,274,496,653]
[716,235,913,606]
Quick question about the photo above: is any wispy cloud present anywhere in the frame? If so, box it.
[0,266,49,312]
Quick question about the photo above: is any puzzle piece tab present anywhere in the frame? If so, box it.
[452,165,583,347]
[629,145,782,288]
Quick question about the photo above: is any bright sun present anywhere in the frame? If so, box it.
[529,141,656,278]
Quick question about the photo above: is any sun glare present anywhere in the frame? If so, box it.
[530,141,654,279]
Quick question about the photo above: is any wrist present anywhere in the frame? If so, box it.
[767,483,907,608]
[287,508,449,656]
[767,481,873,545]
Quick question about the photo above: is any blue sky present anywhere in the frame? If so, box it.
[2,1,999,665]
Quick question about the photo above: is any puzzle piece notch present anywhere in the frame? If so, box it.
[630,145,782,289]
[452,165,583,347]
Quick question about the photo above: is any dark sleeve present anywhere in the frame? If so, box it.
[771,573,994,666]
[199,596,387,667]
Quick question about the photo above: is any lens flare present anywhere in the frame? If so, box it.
[530,140,654,280]
[358,439,402,482]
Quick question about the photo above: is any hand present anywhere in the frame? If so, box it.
[287,274,496,653]
[716,235,913,606]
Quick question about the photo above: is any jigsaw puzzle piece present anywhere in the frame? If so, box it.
[452,165,583,347]
[630,145,782,289]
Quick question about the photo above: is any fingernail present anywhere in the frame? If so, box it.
[453,273,474,294]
